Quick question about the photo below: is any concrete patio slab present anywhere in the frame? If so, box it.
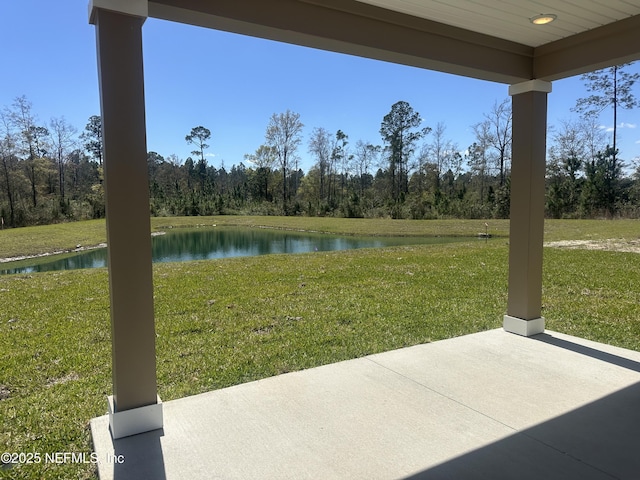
[91,329,640,479]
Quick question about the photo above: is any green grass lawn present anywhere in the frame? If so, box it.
[0,217,639,479]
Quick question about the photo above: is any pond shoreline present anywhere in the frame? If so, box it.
[1,223,480,265]
[0,243,108,264]
[5,237,636,266]
[0,231,169,264]
[0,227,473,275]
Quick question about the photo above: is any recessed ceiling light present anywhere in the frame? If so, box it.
[530,14,557,25]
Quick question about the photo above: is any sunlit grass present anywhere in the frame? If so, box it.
[0,220,108,260]
[543,248,640,350]
[0,269,111,479]
[152,241,508,398]
[542,218,640,242]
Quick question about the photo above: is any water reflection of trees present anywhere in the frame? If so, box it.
[2,227,455,274]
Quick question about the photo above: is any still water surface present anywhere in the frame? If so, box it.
[1,226,464,275]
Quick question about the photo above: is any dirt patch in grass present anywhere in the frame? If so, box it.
[0,385,9,400]
[545,239,640,254]
[45,372,80,388]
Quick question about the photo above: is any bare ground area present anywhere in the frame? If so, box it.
[545,239,640,254]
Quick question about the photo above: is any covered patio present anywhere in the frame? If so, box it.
[91,328,640,478]
[88,0,640,478]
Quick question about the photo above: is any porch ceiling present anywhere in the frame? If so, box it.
[355,0,640,47]
[147,0,640,84]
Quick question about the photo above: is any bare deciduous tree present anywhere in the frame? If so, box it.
[49,116,77,203]
[265,110,303,211]
[10,96,50,208]
[0,110,20,226]
[422,121,459,190]
[308,127,333,201]
[245,144,276,200]
[353,140,379,196]
[483,99,512,187]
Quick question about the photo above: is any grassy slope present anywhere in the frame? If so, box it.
[0,220,108,260]
[0,217,639,479]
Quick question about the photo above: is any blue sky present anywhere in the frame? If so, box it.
[1,0,639,172]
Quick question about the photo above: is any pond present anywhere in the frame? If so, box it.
[0,226,468,275]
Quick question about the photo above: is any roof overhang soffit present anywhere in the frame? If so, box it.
[533,14,640,81]
[148,0,640,85]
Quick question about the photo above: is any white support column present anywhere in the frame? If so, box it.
[503,79,551,337]
[90,0,162,439]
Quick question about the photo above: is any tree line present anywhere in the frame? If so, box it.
[1,64,639,228]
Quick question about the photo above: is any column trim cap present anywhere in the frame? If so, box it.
[89,0,148,25]
[509,79,552,96]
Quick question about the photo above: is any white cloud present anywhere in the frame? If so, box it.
[599,123,636,132]
[205,153,216,158]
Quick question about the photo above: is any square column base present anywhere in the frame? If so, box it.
[108,395,163,439]
[503,315,545,337]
